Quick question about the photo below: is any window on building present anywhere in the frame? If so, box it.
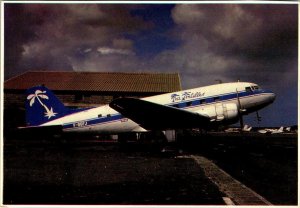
[75,94,84,102]
[75,94,92,102]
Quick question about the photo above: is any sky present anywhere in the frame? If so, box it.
[3,3,298,127]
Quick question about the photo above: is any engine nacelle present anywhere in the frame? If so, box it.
[197,103,239,122]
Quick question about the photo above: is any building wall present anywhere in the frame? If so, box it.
[4,92,25,108]
[4,91,122,108]
[4,89,162,108]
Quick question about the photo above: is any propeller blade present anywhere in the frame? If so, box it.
[236,89,244,130]
[236,89,242,109]
[239,114,244,129]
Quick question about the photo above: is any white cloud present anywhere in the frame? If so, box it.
[97,47,135,55]
[83,48,92,53]
[172,4,205,25]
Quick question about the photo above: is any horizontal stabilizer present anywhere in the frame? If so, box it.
[18,125,63,135]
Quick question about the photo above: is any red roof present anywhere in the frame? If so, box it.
[4,71,182,93]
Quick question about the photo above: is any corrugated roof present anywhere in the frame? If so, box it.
[4,71,182,93]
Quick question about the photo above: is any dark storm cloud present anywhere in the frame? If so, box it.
[172,4,297,60]
[4,4,153,79]
[4,4,45,78]
[168,4,298,126]
[217,5,297,63]
[168,4,298,86]
[5,3,297,84]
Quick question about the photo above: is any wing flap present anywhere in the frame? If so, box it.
[109,97,210,130]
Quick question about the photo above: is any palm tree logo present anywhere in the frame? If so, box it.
[27,90,57,119]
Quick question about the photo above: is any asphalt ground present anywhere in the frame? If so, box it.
[178,131,298,205]
[3,137,225,205]
[3,132,298,205]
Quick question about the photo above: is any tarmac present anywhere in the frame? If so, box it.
[3,132,298,205]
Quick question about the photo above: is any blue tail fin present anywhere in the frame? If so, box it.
[25,86,67,126]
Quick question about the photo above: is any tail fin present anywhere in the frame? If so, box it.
[25,86,67,126]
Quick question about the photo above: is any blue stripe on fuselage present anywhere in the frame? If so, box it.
[168,89,265,106]
[62,90,268,130]
[63,114,124,130]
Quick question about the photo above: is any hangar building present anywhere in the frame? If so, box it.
[4,71,182,132]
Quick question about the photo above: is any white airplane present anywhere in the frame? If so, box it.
[285,127,291,132]
[242,125,252,132]
[224,125,252,133]
[22,82,276,136]
[258,126,284,134]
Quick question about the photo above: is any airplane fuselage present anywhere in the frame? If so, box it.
[39,82,275,134]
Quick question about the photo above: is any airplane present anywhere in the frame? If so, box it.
[21,82,276,140]
[258,126,284,134]
[285,127,291,132]
[224,124,252,133]
[242,125,252,132]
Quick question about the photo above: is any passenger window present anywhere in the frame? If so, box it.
[186,101,192,107]
[107,114,111,117]
[200,99,206,104]
[214,97,220,102]
[98,114,102,118]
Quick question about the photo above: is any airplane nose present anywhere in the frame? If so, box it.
[269,92,276,103]
[261,89,276,104]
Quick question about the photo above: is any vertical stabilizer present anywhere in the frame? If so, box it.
[25,86,67,126]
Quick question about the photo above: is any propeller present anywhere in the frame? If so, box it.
[236,89,245,130]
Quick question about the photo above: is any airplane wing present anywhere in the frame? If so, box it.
[109,97,210,130]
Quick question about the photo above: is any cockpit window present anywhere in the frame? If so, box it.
[245,87,252,92]
[252,85,259,90]
[246,85,260,92]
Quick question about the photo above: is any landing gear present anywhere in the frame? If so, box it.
[139,131,167,144]
[118,132,138,143]
[256,111,262,125]
[117,131,168,151]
